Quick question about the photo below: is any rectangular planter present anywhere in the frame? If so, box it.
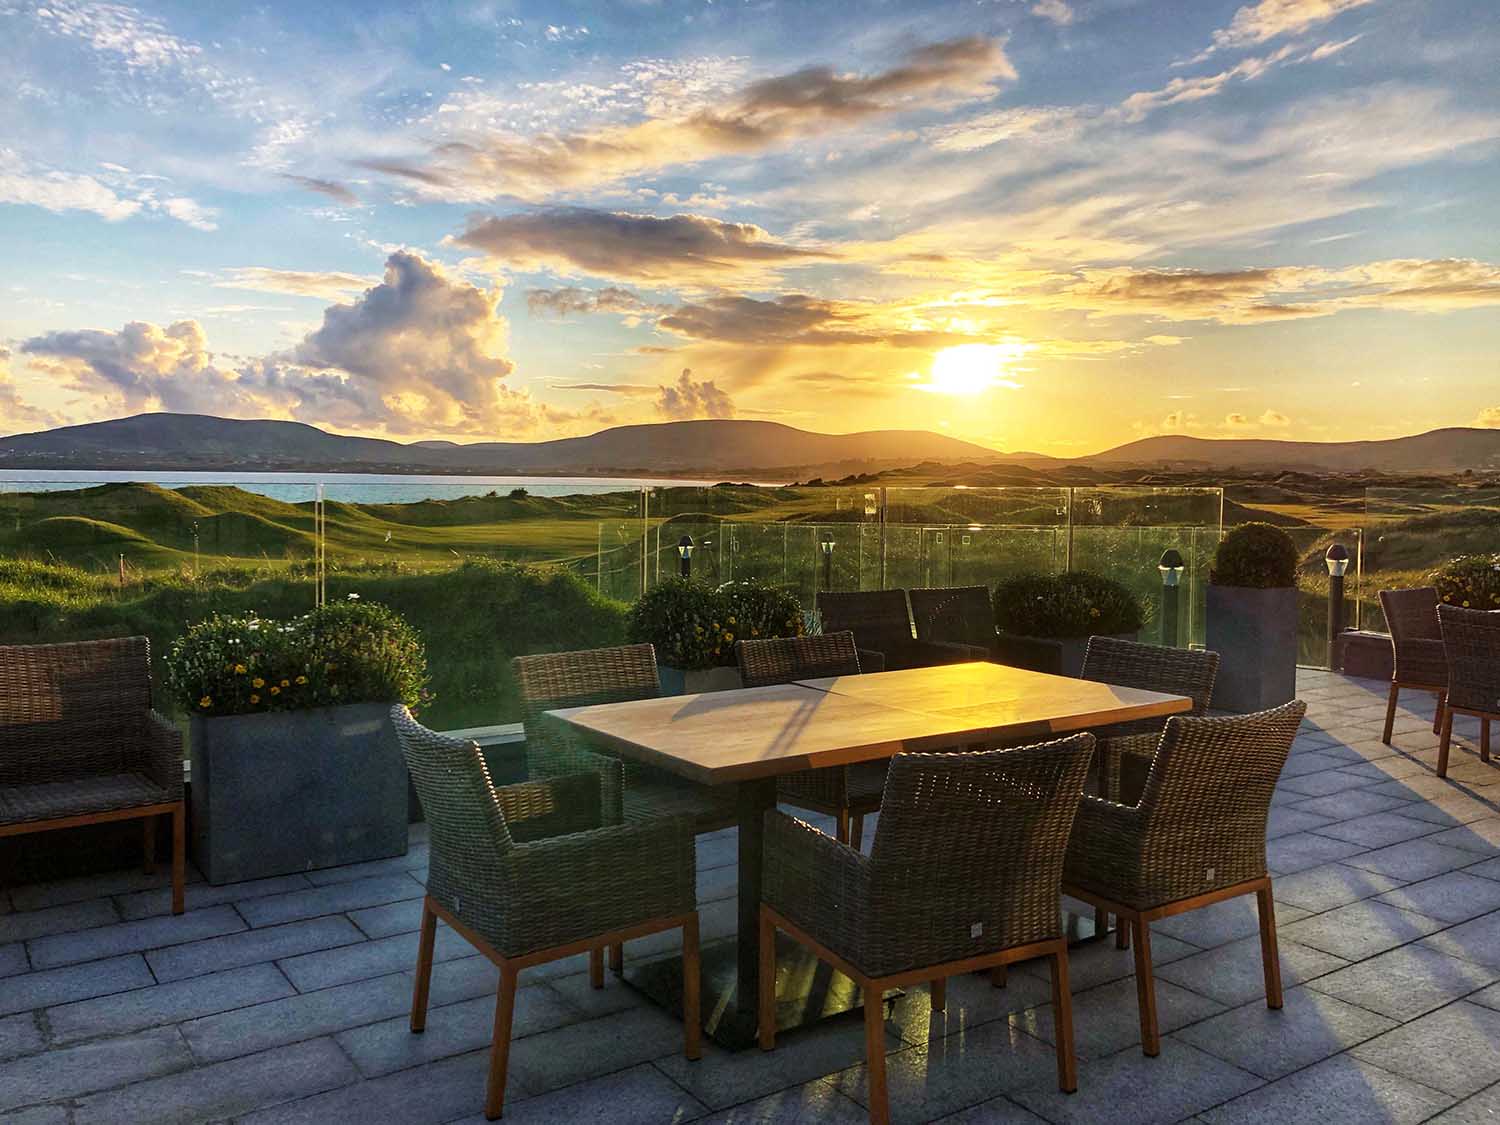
[658,664,743,696]
[992,632,1137,678]
[190,702,408,885]
[1206,585,1298,712]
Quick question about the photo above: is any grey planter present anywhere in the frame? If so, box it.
[993,632,1137,678]
[1206,585,1298,712]
[190,702,408,885]
[658,665,743,696]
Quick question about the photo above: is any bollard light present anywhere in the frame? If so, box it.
[1158,548,1185,588]
[1158,548,1184,647]
[1326,542,1349,669]
[677,535,694,580]
[1325,543,1350,577]
[819,531,835,591]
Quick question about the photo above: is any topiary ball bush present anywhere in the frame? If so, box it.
[993,571,1145,639]
[1211,522,1298,588]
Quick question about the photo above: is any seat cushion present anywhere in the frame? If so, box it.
[0,772,171,825]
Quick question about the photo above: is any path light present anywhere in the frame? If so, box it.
[1326,543,1350,670]
[1159,549,1185,647]
[820,531,835,592]
[677,535,694,580]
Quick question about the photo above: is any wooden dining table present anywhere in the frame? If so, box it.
[545,660,1191,1048]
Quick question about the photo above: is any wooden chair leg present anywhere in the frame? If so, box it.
[484,966,517,1121]
[863,985,891,1125]
[849,813,865,853]
[1482,718,1492,764]
[1131,918,1160,1056]
[589,947,604,989]
[758,909,777,1050]
[990,964,1008,988]
[1116,916,1130,950]
[1433,691,1447,735]
[410,899,438,1032]
[1256,885,1283,1009]
[682,914,702,1061]
[170,804,185,916]
[930,978,946,1012]
[1050,948,1078,1093]
[1439,709,1454,779]
[609,942,623,974]
[835,808,851,845]
[1383,681,1400,744]
[143,814,156,874]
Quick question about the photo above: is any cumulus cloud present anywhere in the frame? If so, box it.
[1260,409,1291,426]
[1474,407,1500,429]
[656,369,735,420]
[211,267,377,300]
[280,175,360,206]
[526,286,667,319]
[0,347,62,433]
[365,37,1014,201]
[453,207,832,282]
[1195,0,1375,60]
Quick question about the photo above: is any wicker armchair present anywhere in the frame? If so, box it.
[0,637,185,914]
[762,736,1096,1121]
[1062,701,1305,1057]
[909,585,1000,656]
[1436,605,1500,777]
[393,707,700,1120]
[817,589,988,671]
[736,632,887,848]
[1079,637,1221,806]
[1379,587,1449,744]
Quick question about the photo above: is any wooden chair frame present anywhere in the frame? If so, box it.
[411,895,701,1120]
[759,904,1076,1124]
[0,800,185,915]
[1439,704,1495,778]
[1382,679,1447,745]
[1065,877,1281,1056]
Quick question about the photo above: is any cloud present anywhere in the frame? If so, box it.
[211,267,377,300]
[452,207,833,282]
[1123,45,1299,121]
[925,106,1084,153]
[1032,0,1075,27]
[656,368,735,420]
[0,347,62,433]
[552,381,657,397]
[159,196,217,231]
[1473,407,1500,429]
[653,293,970,349]
[526,287,667,319]
[1260,408,1291,426]
[0,151,218,229]
[1195,0,1375,60]
[280,175,359,206]
[364,37,1014,201]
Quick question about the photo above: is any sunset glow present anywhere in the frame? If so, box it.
[915,343,1030,396]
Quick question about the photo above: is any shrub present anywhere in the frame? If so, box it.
[626,578,804,669]
[993,571,1145,638]
[166,598,430,717]
[1430,553,1500,611]
[1211,522,1298,588]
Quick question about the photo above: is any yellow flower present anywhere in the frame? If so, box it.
[198,696,212,709]
[234,664,247,675]
[252,677,265,689]
[727,616,736,625]
[1090,607,1101,618]
[280,679,290,688]
[1464,600,1471,607]
[250,694,260,704]
[270,685,281,696]
[724,632,735,643]
[296,675,309,685]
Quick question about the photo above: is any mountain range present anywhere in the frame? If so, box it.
[1,413,1496,477]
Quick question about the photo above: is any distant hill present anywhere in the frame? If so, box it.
[1081,428,1500,473]
[0,413,1001,477]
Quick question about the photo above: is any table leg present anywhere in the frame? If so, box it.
[734,776,778,1035]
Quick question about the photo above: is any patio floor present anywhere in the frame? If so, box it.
[4,670,1500,1123]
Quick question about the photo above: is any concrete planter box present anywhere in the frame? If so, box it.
[993,632,1137,678]
[658,665,743,696]
[1206,585,1298,712]
[190,702,407,885]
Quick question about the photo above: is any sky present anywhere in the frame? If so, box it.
[1,0,1498,456]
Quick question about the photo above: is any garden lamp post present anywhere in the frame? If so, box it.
[1158,548,1185,647]
[677,535,694,580]
[819,531,835,592]
[1326,543,1350,670]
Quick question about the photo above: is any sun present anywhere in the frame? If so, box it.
[915,342,1029,395]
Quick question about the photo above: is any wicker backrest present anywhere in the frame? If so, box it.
[1437,605,1500,714]
[0,637,153,786]
[909,586,996,649]
[513,644,660,778]
[1381,587,1442,643]
[736,632,861,688]
[868,735,1094,966]
[1081,637,1220,734]
[1136,701,1305,887]
[817,590,915,654]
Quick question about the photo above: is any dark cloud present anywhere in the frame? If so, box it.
[279,174,360,206]
[656,368,734,420]
[526,286,667,318]
[655,293,974,349]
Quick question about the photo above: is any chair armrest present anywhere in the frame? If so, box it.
[1063,794,1146,896]
[143,710,184,799]
[910,639,989,666]
[763,810,871,956]
[536,713,626,825]
[492,772,603,843]
[1098,731,1160,804]
[857,647,886,674]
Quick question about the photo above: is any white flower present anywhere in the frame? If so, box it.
[347,593,361,601]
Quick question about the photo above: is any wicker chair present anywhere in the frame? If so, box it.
[909,585,1000,656]
[736,632,887,848]
[1436,605,1500,777]
[1379,587,1449,744]
[761,735,1096,1122]
[0,637,185,914]
[1079,637,1221,807]
[817,589,988,671]
[1062,701,1305,1057]
[393,707,700,1120]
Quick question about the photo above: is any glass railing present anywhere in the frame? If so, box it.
[1361,485,1500,631]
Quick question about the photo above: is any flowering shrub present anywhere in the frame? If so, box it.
[993,571,1145,638]
[166,599,430,716]
[627,578,804,669]
[1210,522,1298,588]
[1431,554,1500,611]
